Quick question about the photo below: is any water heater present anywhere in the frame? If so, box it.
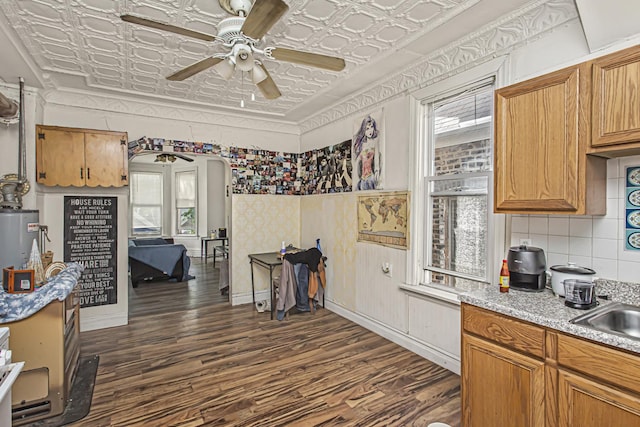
[0,209,39,283]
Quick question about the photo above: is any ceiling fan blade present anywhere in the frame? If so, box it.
[255,64,281,100]
[167,57,223,81]
[174,153,195,162]
[271,48,345,72]
[121,14,216,42]
[241,0,289,40]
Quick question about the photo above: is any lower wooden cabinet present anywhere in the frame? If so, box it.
[461,303,640,427]
[558,369,640,426]
[462,333,545,427]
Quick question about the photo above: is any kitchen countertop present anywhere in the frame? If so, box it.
[459,279,640,354]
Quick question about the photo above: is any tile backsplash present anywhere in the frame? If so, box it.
[510,155,640,284]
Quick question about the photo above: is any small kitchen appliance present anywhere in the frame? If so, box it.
[563,279,597,309]
[506,245,547,292]
[549,262,596,296]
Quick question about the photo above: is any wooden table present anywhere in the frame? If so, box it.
[201,237,228,263]
[248,251,282,320]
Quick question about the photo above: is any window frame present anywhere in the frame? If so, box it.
[408,57,508,292]
[129,170,164,237]
[174,169,198,236]
[424,82,495,285]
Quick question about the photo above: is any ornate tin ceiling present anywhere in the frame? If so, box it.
[0,0,538,122]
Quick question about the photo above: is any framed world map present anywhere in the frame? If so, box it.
[357,191,409,249]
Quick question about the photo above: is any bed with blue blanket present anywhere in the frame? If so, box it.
[128,238,194,287]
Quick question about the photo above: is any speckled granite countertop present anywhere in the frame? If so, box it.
[459,279,640,354]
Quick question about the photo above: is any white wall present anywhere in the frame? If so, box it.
[298,19,640,374]
[207,159,226,233]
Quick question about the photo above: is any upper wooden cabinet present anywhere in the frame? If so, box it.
[591,44,640,156]
[494,63,606,215]
[36,125,128,187]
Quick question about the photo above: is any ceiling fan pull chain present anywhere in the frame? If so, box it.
[241,71,245,108]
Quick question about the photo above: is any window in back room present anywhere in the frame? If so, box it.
[175,170,197,235]
[130,171,163,236]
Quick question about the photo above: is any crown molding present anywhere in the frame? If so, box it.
[299,0,578,134]
[42,88,301,135]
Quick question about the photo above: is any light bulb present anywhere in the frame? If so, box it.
[251,93,256,101]
[240,99,245,108]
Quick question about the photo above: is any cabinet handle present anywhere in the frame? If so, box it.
[80,168,83,179]
[87,168,90,180]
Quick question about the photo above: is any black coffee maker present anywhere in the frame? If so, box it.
[506,245,547,292]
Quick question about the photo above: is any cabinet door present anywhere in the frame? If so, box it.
[462,333,545,427]
[494,63,591,214]
[84,131,128,187]
[592,45,640,149]
[558,369,640,427]
[36,126,85,187]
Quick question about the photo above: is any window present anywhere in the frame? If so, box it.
[175,170,196,235]
[130,171,163,236]
[423,81,495,290]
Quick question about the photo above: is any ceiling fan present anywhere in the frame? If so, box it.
[155,153,194,163]
[121,0,346,100]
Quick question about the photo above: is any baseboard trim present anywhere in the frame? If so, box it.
[231,290,270,306]
[80,313,128,332]
[325,301,461,375]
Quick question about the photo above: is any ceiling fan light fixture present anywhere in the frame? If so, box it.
[155,153,177,163]
[250,63,268,84]
[233,44,254,72]
[214,58,236,80]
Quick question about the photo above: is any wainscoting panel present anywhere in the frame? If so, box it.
[407,293,461,373]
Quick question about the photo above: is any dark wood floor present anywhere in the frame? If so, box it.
[70,258,461,426]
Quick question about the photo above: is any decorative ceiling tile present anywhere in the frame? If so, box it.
[47,58,83,71]
[0,0,577,124]
[341,12,377,34]
[76,0,119,14]
[368,0,410,11]
[19,1,65,21]
[404,2,443,24]
[84,36,121,53]
[285,22,319,42]
[31,23,73,43]
[298,0,339,22]
[89,53,122,67]
[39,42,76,58]
[374,24,410,43]
[80,15,119,35]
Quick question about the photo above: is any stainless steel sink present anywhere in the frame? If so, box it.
[570,302,640,340]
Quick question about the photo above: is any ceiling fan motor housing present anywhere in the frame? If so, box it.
[217,16,245,43]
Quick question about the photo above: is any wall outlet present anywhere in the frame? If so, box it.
[520,238,532,246]
[382,262,392,277]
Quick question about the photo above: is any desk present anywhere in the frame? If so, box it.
[248,252,282,320]
[201,237,228,263]
[248,250,325,321]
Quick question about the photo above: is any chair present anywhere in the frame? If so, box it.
[213,245,228,268]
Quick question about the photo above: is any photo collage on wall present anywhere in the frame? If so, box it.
[128,136,223,157]
[229,148,299,195]
[128,137,353,196]
[299,139,353,195]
